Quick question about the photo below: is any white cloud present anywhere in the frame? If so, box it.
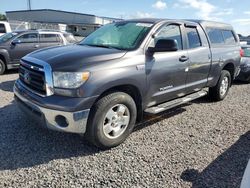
[214,8,233,16]
[152,1,167,10]
[244,11,250,15]
[130,11,154,19]
[179,0,216,20]
[178,0,233,21]
[116,11,154,19]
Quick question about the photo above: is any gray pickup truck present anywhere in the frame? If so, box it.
[14,19,241,149]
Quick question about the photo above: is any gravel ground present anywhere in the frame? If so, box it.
[0,71,250,188]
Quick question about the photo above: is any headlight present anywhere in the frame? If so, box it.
[53,72,90,88]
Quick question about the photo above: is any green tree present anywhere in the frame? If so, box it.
[0,14,7,21]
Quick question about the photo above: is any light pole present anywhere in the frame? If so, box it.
[27,0,31,10]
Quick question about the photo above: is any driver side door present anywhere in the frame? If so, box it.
[146,23,190,106]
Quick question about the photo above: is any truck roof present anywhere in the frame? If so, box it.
[187,19,233,30]
[122,18,234,30]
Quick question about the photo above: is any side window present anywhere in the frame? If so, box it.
[0,24,6,33]
[17,33,38,43]
[40,34,60,43]
[186,27,201,49]
[207,28,224,44]
[154,24,183,50]
[222,30,236,45]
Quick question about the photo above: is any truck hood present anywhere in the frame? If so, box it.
[26,44,127,71]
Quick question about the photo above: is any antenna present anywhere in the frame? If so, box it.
[27,0,31,10]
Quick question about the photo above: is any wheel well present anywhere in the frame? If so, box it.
[0,54,6,64]
[96,85,143,122]
[223,63,235,84]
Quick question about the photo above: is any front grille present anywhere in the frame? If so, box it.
[19,60,46,96]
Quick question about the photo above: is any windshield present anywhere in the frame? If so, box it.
[80,22,153,50]
[0,32,18,43]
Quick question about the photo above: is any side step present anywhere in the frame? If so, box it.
[144,90,208,114]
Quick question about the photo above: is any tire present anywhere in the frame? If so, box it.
[86,92,137,149]
[209,70,231,101]
[246,76,250,83]
[0,59,6,75]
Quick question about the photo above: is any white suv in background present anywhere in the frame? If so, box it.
[0,21,11,36]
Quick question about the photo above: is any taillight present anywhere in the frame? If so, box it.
[240,49,244,57]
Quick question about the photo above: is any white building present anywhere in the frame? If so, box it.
[6,9,122,36]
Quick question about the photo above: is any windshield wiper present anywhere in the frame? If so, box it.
[82,44,123,50]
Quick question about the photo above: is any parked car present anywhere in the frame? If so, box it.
[239,35,250,45]
[0,30,77,74]
[0,21,11,36]
[14,19,241,149]
[237,45,250,82]
[241,160,250,188]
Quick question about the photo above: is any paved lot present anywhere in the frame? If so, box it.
[0,71,250,187]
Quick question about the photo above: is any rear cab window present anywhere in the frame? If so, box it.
[207,28,237,45]
[186,27,202,49]
[222,30,236,45]
[207,28,224,45]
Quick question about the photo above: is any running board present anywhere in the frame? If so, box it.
[144,90,208,114]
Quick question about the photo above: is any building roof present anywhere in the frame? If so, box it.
[6,9,122,25]
[6,9,121,21]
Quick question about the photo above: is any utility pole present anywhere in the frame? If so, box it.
[27,0,31,10]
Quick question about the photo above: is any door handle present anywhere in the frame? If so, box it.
[179,56,189,62]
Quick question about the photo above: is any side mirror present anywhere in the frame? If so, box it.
[148,39,178,53]
[11,39,21,45]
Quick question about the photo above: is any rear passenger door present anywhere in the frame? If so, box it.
[184,24,211,93]
[39,33,63,49]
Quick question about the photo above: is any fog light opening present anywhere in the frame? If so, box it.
[55,115,69,128]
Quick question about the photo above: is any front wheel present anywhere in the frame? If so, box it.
[209,70,231,101]
[0,59,6,75]
[86,92,137,149]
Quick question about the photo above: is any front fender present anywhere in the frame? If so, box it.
[80,65,147,99]
[0,49,10,63]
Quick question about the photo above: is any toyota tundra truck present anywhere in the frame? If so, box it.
[14,19,241,149]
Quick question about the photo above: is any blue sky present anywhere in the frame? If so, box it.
[1,0,250,35]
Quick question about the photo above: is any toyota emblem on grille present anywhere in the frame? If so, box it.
[24,71,31,84]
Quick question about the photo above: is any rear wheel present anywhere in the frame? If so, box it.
[209,70,231,101]
[0,59,6,75]
[86,92,137,149]
[246,76,250,83]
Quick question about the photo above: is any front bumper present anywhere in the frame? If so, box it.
[14,83,90,134]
